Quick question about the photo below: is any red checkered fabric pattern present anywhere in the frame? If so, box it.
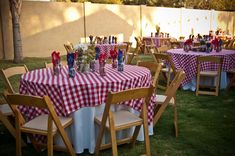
[143,37,171,48]
[167,49,235,86]
[19,65,156,124]
[96,43,127,58]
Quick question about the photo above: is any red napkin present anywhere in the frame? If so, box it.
[52,51,61,66]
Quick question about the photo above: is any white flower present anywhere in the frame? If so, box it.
[74,43,88,52]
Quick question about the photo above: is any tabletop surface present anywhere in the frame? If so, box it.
[167,48,235,56]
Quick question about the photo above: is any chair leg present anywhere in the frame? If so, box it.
[196,74,200,96]
[109,114,118,156]
[15,113,21,156]
[167,71,171,88]
[130,125,141,147]
[48,116,53,156]
[227,74,235,90]
[0,112,27,146]
[173,100,178,137]
[215,76,220,96]
[142,104,151,156]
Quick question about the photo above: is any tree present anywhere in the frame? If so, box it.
[9,0,23,63]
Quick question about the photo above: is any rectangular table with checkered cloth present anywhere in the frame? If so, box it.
[143,37,171,48]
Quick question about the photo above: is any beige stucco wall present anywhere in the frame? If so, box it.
[181,8,211,37]
[0,1,234,59]
[21,1,84,57]
[85,2,140,46]
[142,6,181,38]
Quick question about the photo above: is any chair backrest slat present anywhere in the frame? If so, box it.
[197,56,222,63]
[154,53,176,72]
[4,93,47,109]
[165,70,186,96]
[108,86,154,105]
[137,61,162,88]
[0,65,28,93]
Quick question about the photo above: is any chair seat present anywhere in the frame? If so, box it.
[95,110,142,130]
[0,104,13,116]
[161,67,173,73]
[126,52,137,56]
[156,94,175,105]
[228,68,235,73]
[200,71,218,76]
[23,114,72,132]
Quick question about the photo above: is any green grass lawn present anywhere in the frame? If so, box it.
[0,56,235,156]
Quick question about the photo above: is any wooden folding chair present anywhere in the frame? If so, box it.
[153,70,186,137]
[0,65,29,94]
[137,61,162,88]
[227,38,235,49]
[0,65,29,146]
[3,91,76,156]
[126,37,143,64]
[123,42,133,64]
[156,45,170,53]
[0,95,23,143]
[227,68,235,90]
[154,53,176,90]
[143,38,156,54]
[94,85,155,156]
[169,38,180,49]
[137,61,180,137]
[196,56,222,96]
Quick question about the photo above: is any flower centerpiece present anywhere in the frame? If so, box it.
[74,43,95,73]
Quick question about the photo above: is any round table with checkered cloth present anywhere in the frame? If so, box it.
[19,64,156,153]
[167,49,235,90]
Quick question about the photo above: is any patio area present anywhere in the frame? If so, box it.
[0,56,235,156]
[1,1,235,156]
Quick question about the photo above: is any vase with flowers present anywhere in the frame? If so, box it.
[74,43,95,73]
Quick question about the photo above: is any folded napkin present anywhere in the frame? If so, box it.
[64,42,74,53]
[51,51,61,75]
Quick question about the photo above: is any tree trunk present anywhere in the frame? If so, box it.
[9,0,23,63]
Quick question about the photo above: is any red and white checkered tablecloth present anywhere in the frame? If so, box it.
[19,64,156,124]
[167,49,235,86]
[143,37,170,47]
[96,43,127,58]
